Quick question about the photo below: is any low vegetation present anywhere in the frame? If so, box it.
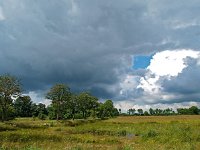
[0,116,200,149]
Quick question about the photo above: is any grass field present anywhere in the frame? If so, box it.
[0,115,200,150]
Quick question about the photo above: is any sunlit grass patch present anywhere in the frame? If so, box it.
[0,116,200,149]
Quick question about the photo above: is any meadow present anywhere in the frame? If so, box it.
[0,115,200,150]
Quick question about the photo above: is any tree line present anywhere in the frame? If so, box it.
[1,74,200,122]
[0,75,119,122]
[124,106,200,116]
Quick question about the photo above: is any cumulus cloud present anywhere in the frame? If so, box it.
[25,91,51,106]
[119,49,200,110]
[138,49,200,100]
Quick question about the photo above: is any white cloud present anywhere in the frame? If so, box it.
[138,49,200,97]
[119,49,200,106]
[148,49,199,76]
[171,20,200,29]
[26,91,51,106]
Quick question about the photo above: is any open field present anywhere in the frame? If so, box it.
[0,115,200,150]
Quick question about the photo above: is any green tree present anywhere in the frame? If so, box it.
[177,108,191,115]
[149,108,155,115]
[119,109,121,114]
[68,94,79,120]
[137,109,143,115]
[37,103,48,115]
[128,108,136,115]
[46,84,71,120]
[113,108,119,116]
[0,75,21,121]
[189,106,199,115]
[163,108,173,115]
[127,109,131,115]
[97,100,118,119]
[155,108,163,115]
[144,111,149,116]
[103,100,115,117]
[47,104,56,120]
[77,92,98,119]
[97,102,105,119]
[31,103,38,117]
[14,96,32,117]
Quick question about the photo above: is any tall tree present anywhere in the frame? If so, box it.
[37,103,48,115]
[137,109,143,115]
[77,92,98,119]
[131,108,136,115]
[37,103,48,120]
[68,94,78,120]
[46,84,71,120]
[149,108,155,115]
[14,96,32,117]
[31,103,38,117]
[128,108,136,115]
[0,75,21,121]
[189,106,199,115]
[119,109,121,114]
[98,100,117,118]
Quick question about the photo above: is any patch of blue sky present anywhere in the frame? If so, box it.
[132,55,152,69]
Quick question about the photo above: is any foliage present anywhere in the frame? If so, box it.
[137,109,143,115]
[0,74,21,121]
[125,106,199,116]
[38,112,47,120]
[77,92,98,119]
[97,100,119,119]
[46,86,118,120]
[177,106,199,115]
[14,96,32,117]
[46,84,71,120]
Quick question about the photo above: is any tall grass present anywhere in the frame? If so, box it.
[0,116,200,149]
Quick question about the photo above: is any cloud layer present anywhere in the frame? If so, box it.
[1,1,200,109]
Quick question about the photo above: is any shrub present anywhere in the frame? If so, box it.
[38,113,47,120]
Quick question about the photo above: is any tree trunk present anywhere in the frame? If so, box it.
[72,109,75,120]
[56,113,59,121]
[1,111,4,122]
[82,111,85,119]
[1,107,6,122]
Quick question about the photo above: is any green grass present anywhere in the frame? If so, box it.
[0,116,200,149]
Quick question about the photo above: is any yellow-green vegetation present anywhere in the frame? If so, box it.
[1,116,200,150]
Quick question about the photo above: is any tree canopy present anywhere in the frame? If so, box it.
[46,84,71,120]
[0,75,21,121]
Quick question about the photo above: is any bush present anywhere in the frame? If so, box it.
[143,130,158,139]
[38,113,47,120]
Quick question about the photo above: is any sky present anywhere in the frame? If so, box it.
[1,0,200,111]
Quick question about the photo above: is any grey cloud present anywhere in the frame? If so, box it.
[0,0,200,101]
[162,58,200,97]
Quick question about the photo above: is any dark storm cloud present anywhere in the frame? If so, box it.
[0,0,159,97]
[0,0,200,101]
[162,58,200,101]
